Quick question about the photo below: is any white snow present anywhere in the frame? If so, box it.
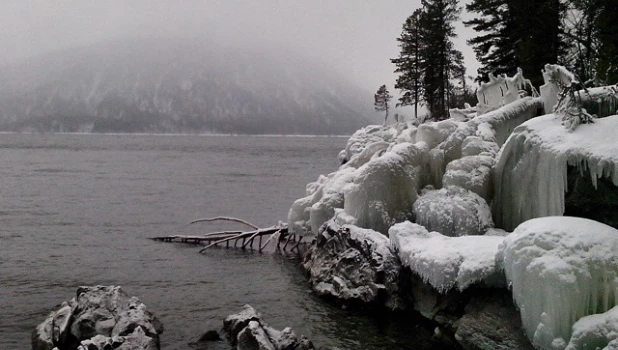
[413,186,494,237]
[493,114,618,230]
[566,306,618,350]
[539,64,575,114]
[390,221,505,293]
[499,216,618,350]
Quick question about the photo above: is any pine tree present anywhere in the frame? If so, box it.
[464,0,519,81]
[465,0,563,87]
[391,9,425,119]
[374,85,392,125]
[419,0,462,120]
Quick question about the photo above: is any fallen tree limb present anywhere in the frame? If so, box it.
[190,216,259,230]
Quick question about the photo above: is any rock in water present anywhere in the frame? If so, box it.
[223,305,314,350]
[302,221,403,310]
[32,285,163,350]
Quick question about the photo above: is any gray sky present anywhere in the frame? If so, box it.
[0,0,479,94]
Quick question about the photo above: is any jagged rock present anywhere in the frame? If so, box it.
[302,221,403,309]
[223,305,314,350]
[454,292,533,350]
[32,286,162,350]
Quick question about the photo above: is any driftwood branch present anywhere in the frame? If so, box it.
[152,218,306,254]
[190,216,260,230]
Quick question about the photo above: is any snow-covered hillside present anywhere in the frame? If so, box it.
[0,38,373,134]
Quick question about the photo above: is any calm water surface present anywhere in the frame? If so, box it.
[0,133,435,350]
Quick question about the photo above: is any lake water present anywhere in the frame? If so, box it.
[0,133,438,350]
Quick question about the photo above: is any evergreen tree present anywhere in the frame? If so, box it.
[391,9,425,119]
[374,85,392,125]
[465,0,562,87]
[419,0,462,120]
[464,0,518,81]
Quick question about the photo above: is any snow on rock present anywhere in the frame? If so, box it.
[340,124,398,163]
[390,221,505,293]
[493,114,618,230]
[461,136,499,157]
[443,155,495,201]
[413,186,494,237]
[303,221,402,309]
[566,306,618,350]
[474,97,544,147]
[343,142,428,234]
[499,217,618,350]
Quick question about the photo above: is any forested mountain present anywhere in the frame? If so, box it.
[0,38,373,134]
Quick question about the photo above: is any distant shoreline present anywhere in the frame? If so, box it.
[0,131,351,138]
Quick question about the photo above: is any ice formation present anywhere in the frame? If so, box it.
[566,306,618,350]
[343,142,427,234]
[476,68,535,115]
[499,217,618,349]
[539,64,575,114]
[493,114,618,230]
[288,70,544,236]
[413,186,494,237]
[442,155,495,200]
[390,221,504,293]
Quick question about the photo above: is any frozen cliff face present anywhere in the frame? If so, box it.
[493,114,618,230]
[499,217,618,350]
[413,186,494,237]
[390,221,505,293]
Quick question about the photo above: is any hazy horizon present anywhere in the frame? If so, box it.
[1,0,480,96]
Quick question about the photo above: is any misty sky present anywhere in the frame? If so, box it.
[0,0,480,94]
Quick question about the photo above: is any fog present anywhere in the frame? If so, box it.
[1,0,479,94]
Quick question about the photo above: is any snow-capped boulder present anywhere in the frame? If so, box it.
[499,217,618,350]
[343,142,427,234]
[461,136,499,157]
[493,114,618,230]
[413,186,494,237]
[340,125,397,163]
[566,306,618,350]
[32,286,163,350]
[302,222,402,309]
[443,156,495,201]
[390,221,504,293]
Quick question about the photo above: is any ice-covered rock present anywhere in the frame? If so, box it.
[539,64,575,114]
[460,136,499,157]
[499,217,618,350]
[413,186,494,237]
[493,114,618,230]
[302,221,402,309]
[288,167,356,235]
[343,142,427,234]
[32,286,162,350]
[442,156,495,201]
[340,124,398,163]
[223,305,314,350]
[390,221,504,293]
[566,306,618,350]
